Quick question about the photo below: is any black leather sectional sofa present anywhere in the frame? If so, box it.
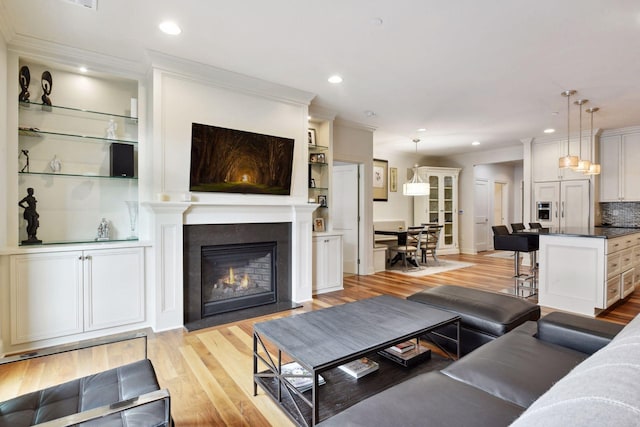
[319,311,634,427]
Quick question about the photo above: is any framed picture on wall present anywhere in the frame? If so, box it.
[373,158,389,201]
[308,128,317,146]
[390,167,398,192]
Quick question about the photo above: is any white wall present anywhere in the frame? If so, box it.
[0,35,7,248]
[439,144,524,254]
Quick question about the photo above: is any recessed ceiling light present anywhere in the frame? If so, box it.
[364,110,376,117]
[328,75,343,84]
[417,128,427,132]
[471,141,481,146]
[159,21,182,35]
[78,66,88,73]
[544,128,556,134]
[551,111,559,116]
[371,17,384,26]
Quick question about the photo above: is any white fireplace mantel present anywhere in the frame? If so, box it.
[144,200,317,332]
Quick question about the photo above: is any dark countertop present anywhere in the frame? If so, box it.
[540,227,640,239]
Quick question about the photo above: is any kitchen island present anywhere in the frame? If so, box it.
[538,227,640,317]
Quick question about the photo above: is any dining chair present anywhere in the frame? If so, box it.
[390,226,423,270]
[420,225,442,265]
[529,222,543,229]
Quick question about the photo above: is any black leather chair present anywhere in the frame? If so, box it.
[511,223,526,232]
[529,222,543,229]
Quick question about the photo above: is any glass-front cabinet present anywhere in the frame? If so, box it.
[415,167,461,254]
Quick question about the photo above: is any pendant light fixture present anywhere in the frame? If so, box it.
[584,107,601,175]
[559,90,579,169]
[573,98,591,172]
[403,138,430,196]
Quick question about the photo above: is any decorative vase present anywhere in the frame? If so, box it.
[125,201,138,239]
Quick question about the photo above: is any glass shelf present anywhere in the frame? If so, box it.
[19,237,139,247]
[309,144,329,151]
[309,186,329,191]
[19,101,137,121]
[19,171,137,180]
[308,162,328,166]
[19,128,138,145]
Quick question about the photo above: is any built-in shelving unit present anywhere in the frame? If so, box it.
[16,59,139,246]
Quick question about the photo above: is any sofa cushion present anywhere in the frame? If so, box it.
[407,285,541,337]
[442,322,588,408]
[316,371,524,427]
[0,359,167,427]
[537,311,625,355]
[510,314,640,426]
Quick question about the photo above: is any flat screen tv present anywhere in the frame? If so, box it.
[189,123,295,195]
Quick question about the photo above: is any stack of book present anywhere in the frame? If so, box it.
[281,362,326,392]
[379,340,432,368]
[338,357,379,379]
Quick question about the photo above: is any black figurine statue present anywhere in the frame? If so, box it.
[41,71,53,106]
[19,66,30,103]
[18,187,42,244]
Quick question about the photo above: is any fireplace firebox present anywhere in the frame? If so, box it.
[184,222,297,330]
[201,241,277,316]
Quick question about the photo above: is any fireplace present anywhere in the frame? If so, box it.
[183,222,298,330]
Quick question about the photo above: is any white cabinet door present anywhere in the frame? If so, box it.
[621,133,640,201]
[415,167,460,254]
[561,180,590,229]
[84,247,145,331]
[312,235,343,294]
[600,134,621,201]
[10,252,83,344]
[533,140,561,182]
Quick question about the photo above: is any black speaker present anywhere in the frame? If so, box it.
[110,143,134,177]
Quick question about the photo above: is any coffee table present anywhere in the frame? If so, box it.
[253,295,460,426]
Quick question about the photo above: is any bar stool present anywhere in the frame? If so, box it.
[492,225,539,297]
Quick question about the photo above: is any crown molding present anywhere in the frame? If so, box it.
[334,117,377,133]
[532,127,603,144]
[7,34,146,79]
[147,50,315,107]
[600,125,640,137]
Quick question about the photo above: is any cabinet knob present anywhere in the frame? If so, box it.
[78,256,83,260]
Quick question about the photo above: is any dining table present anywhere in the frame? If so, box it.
[374,227,423,267]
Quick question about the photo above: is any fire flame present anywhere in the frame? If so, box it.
[226,267,249,288]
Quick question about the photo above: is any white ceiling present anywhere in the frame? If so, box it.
[2,0,640,156]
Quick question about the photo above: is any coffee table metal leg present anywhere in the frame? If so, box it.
[312,371,319,426]
[253,332,258,396]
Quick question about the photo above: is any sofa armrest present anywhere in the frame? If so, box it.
[537,312,624,355]
[34,389,171,427]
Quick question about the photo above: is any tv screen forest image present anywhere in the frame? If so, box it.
[189,123,295,195]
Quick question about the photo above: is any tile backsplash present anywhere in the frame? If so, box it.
[600,202,640,227]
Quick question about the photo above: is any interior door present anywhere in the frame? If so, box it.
[332,163,359,274]
[474,179,490,252]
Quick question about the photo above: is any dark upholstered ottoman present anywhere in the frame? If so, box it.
[407,285,541,355]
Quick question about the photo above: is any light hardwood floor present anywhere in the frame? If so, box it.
[1,252,638,426]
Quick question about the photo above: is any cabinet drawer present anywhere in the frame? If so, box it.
[633,246,640,267]
[607,253,622,278]
[620,248,634,271]
[622,269,635,299]
[607,237,628,253]
[606,275,621,307]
